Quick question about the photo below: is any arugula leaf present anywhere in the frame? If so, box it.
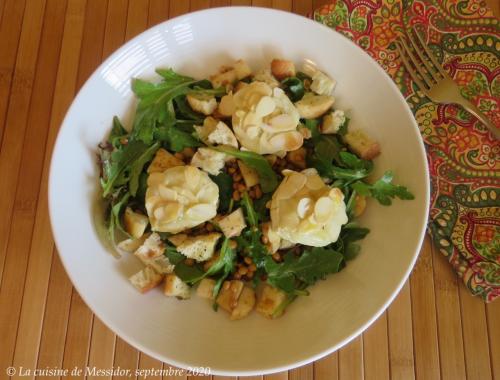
[101,140,155,197]
[303,118,321,140]
[128,142,159,196]
[352,171,414,205]
[264,247,344,294]
[206,238,236,298]
[188,86,226,97]
[337,116,350,136]
[131,75,196,144]
[253,192,272,223]
[155,68,194,84]
[173,96,205,123]
[296,71,311,81]
[241,192,259,227]
[109,116,128,148]
[210,146,278,193]
[174,263,206,284]
[154,124,201,152]
[339,151,372,171]
[107,190,130,244]
[332,223,370,261]
[210,172,233,213]
[281,77,305,102]
[164,246,185,265]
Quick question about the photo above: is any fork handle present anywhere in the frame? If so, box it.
[458,100,500,140]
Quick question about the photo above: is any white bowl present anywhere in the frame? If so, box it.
[49,7,429,376]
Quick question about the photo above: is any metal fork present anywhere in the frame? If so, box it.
[395,29,499,140]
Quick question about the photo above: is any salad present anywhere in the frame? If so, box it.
[98,58,414,320]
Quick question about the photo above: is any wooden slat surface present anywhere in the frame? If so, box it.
[1,1,498,380]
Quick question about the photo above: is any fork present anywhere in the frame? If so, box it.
[395,29,500,140]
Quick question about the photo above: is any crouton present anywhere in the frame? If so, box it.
[194,118,238,148]
[134,233,165,262]
[123,207,149,239]
[271,59,296,80]
[253,68,280,88]
[217,93,235,118]
[344,130,381,160]
[148,255,175,274]
[233,59,252,79]
[216,280,244,312]
[321,110,346,134]
[117,234,149,253]
[230,286,256,320]
[295,93,335,119]
[191,147,226,176]
[176,233,222,262]
[210,69,237,89]
[148,148,184,173]
[129,266,164,293]
[186,93,217,115]
[237,160,259,188]
[310,70,336,96]
[196,278,216,299]
[167,233,188,247]
[256,284,287,318]
[218,208,247,238]
[261,222,281,254]
[163,274,191,299]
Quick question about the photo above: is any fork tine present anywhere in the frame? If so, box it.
[407,29,442,83]
[398,38,433,88]
[413,28,449,78]
[395,41,429,92]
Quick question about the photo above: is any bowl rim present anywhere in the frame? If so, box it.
[49,6,430,376]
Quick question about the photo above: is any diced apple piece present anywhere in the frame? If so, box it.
[216,280,244,312]
[256,284,287,318]
[230,286,256,320]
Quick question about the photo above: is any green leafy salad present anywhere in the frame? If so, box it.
[98,58,414,320]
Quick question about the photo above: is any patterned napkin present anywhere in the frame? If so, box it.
[311,0,499,302]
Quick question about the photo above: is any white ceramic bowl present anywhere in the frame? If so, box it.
[49,7,429,376]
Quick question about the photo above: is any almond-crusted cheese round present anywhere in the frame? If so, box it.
[232,81,303,155]
[270,169,348,247]
[145,166,219,233]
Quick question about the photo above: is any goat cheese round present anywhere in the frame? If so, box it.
[270,169,348,247]
[145,166,219,233]
[232,81,303,155]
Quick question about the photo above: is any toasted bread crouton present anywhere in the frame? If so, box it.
[148,255,175,274]
[230,286,256,320]
[196,278,216,299]
[256,284,287,318]
[167,233,188,247]
[123,207,149,239]
[233,59,252,79]
[186,93,217,115]
[271,59,296,80]
[216,280,244,312]
[321,110,346,134]
[210,69,238,89]
[217,93,234,118]
[117,234,149,253]
[164,274,191,299]
[261,222,281,254]
[148,148,184,173]
[253,68,280,88]
[295,93,335,119]
[237,160,260,188]
[176,233,222,262]
[134,233,165,262]
[218,208,247,238]
[191,147,226,176]
[195,117,238,148]
[344,130,381,160]
[129,266,164,293]
[310,70,336,96]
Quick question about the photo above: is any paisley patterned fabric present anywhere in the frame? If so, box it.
[313,0,499,302]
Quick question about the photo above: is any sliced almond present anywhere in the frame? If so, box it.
[255,96,276,117]
[297,197,313,219]
[158,184,178,201]
[268,131,303,152]
[186,203,216,221]
[268,114,297,131]
[184,165,201,187]
[314,196,334,223]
